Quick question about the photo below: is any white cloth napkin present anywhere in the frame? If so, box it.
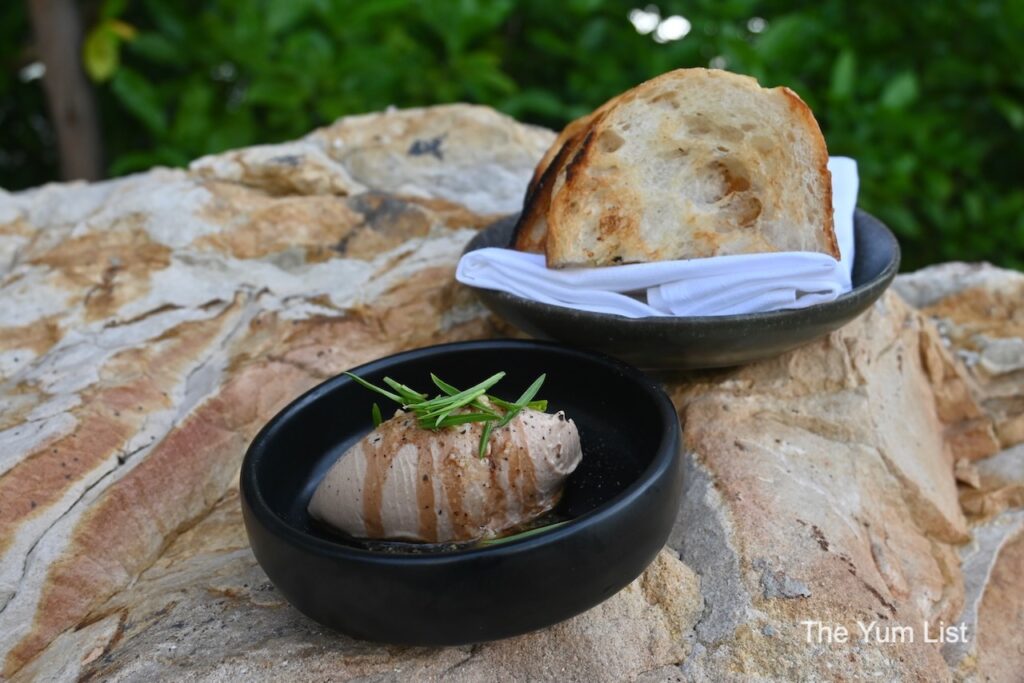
[456,157,858,318]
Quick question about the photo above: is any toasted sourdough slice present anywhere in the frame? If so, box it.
[525,68,838,267]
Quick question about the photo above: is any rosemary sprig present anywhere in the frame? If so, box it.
[431,373,547,415]
[489,396,548,412]
[344,371,547,457]
[479,520,570,546]
[498,374,546,428]
[477,420,495,459]
[382,377,427,402]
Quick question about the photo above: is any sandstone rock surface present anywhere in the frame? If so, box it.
[895,264,1024,682]
[1,105,1022,682]
[12,490,702,683]
[896,263,1024,450]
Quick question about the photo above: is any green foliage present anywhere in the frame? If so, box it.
[83,0,138,84]
[2,0,1023,269]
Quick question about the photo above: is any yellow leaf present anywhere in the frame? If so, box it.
[108,19,137,41]
[83,26,119,83]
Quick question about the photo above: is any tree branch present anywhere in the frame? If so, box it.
[27,0,103,181]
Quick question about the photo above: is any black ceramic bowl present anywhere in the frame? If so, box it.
[462,209,900,370]
[240,339,682,645]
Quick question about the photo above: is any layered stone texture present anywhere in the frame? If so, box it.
[1,105,1022,682]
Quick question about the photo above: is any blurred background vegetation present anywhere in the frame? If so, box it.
[2,0,1023,270]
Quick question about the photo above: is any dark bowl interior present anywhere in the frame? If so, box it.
[462,208,900,370]
[240,339,682,645]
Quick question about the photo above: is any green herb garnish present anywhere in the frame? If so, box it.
[344,371,547,458]
[479,520,570,546]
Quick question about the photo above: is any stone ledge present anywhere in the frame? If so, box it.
[0,104,1021,682]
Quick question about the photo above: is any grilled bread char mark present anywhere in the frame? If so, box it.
[513,94,623,254]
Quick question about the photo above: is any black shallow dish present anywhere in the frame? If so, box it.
[462,209,900,370]
[240,340,682,645]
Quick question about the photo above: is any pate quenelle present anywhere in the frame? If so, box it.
[308,371,583,544]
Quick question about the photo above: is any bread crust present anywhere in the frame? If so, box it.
[513,94,623,253]
[512,129,582,253]
[525,111,595,199]
[778,86,838,259]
